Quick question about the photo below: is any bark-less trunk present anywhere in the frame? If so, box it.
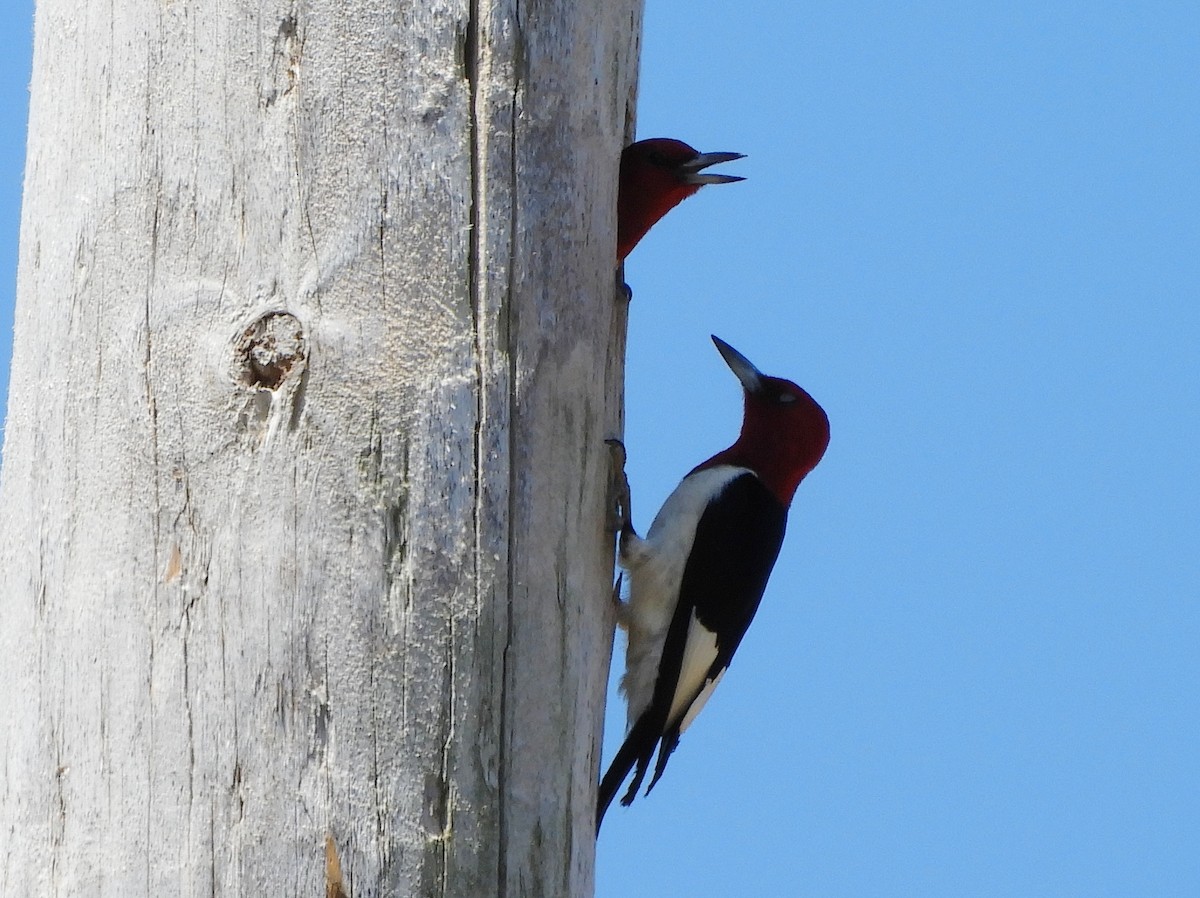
[0,0,641,894]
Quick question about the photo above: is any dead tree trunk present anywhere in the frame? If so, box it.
[0,0,641,894]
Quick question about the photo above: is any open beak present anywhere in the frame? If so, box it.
[679,151,745,185]
[712,335,764,394]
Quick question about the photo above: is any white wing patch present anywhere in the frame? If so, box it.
[680,668,725,733]
[667,611,721,730]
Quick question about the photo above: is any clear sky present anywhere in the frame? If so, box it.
[3,2,1198,896]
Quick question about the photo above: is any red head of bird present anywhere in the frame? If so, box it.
[702,336,830,507]
[617,138,744,261]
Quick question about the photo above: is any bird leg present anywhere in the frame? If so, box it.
[605,438,635,629]
[605,438,632,536]
[611,573,630,630]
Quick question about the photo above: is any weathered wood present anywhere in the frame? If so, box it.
[0,0,642,894]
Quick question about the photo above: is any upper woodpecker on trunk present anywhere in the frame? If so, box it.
[597,336,830,829]
[617,138,745,261]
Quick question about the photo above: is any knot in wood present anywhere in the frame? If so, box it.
[236,311,306,390]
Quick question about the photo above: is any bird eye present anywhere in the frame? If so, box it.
[778,393,797,404]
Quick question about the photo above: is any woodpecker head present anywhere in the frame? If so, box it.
[710,335,830,506]
[617,138,745,260]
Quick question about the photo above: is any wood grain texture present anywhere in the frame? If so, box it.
[0,0,642,894]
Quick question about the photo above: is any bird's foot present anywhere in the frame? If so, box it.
[605,438,632,536]
[611,573,630,630]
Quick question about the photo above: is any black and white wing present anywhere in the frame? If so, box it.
[597,471,786,825]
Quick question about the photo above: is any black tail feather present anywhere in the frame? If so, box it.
[596,711,663,831]
[646,725,682,796]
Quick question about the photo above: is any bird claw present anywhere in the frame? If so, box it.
[605,438,632,535]
[611,573,630,630]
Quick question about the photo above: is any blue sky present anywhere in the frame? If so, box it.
[3,2,1198,896]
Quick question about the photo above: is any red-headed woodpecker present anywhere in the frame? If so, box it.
[597,336,830,828]
[617,138,745,261]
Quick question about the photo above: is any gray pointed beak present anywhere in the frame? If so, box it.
[712,335,764,394]
[679,151,745,185]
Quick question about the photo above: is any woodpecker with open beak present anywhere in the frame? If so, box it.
[617,138,745,261]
